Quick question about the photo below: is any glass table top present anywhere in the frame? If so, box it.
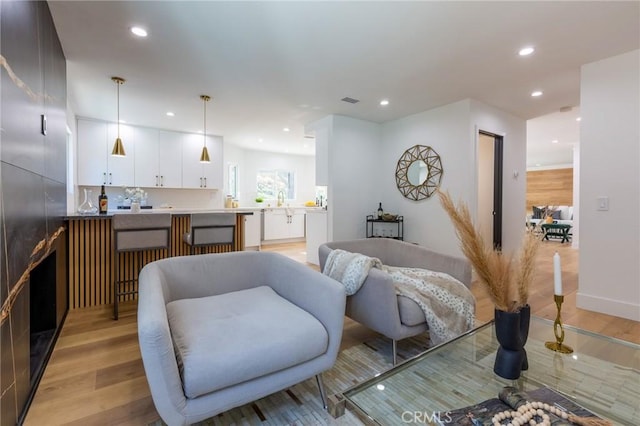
[342,317,639,425]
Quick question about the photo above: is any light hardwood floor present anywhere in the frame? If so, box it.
[24,240,639,425]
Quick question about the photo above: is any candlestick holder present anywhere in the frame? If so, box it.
[545,295,573,354]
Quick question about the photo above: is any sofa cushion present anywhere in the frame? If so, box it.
[398,295,427,327]
[166,286,328,399]
[532,206,545,219]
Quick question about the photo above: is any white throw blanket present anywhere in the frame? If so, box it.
[322,249,382,295]
[323,249,475,345]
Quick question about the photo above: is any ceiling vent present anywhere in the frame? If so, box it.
[341,97,360,104]
[303,135,315,139]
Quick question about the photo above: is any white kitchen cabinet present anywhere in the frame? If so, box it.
[77,118,135,186]
[134,130,182,188]
[243,211,262,249]
[289,210,306,238]
[263,209,306,241]
[182,133,223,189]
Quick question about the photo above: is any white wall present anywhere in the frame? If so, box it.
[375,99,527,257]
[578,50,640,321]
[314,115,382,241]
[315,99,527,257]
[380,100,472,256]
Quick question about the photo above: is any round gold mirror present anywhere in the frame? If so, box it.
[395,145,443,200]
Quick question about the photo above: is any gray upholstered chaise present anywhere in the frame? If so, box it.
[319,238,471,365]
[137,251,346,426]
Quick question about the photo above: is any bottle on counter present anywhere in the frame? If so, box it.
[99,185,108,214]
[377,202,383,219]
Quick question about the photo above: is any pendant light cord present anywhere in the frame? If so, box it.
[116,81,120,138]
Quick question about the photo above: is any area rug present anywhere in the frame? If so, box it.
[148,334,431,425]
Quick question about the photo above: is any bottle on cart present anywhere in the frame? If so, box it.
[377,202,383,219]
[99,185,108,214]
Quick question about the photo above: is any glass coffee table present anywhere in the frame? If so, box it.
[341,317,639,425]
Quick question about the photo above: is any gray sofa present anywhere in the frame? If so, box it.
[137,251,346,426]
[319,238,471,365]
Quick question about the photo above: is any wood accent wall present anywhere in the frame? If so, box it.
[526,168,574,211]
[67,214,246,309]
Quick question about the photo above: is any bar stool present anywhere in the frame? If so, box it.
[183,213,236,254]
[112,213,172,320]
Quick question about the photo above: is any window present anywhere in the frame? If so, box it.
[228,164,238,198]
[257,170,295,200]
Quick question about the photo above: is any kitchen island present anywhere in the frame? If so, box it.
[65,209,254,309]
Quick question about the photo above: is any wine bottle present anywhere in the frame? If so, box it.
[99,185,108,214]
[377,202,383,219]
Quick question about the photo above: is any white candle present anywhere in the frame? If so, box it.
[553,252,563,295]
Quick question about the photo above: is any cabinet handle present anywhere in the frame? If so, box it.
[199,177,203,188]
[109,173,113,185]
[204,177,207,187]
[103,172,107,185]
[155,175,159,186]
[160,176,164,187]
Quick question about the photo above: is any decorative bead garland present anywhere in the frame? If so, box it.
[491,401,569,426]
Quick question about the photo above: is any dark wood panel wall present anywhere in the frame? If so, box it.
[0,1,68,423]
[526,168,574,211]
[67,214,246,309]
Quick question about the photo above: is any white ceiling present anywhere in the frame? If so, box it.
[48,1,639,164]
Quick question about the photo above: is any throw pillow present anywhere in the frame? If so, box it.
[532,206,543,219]
[551,210,561,220]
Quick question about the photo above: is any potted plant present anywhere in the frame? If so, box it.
[255,197,264,206]
[438,190,540,379]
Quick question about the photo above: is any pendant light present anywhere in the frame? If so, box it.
[200,95,211,163]
[111,76,126,156]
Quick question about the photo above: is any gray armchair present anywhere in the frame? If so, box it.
[319,238,471,365]
[138,251,346,425]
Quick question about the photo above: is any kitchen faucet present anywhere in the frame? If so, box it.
[277,190,285,207]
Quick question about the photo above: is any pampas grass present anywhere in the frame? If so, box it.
[438,190,540,312]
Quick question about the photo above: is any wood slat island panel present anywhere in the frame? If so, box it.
[67,213,246,309]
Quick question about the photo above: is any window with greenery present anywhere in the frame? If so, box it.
[257,170,295,200]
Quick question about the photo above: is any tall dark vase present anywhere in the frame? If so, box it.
[519,304,531,371]
[493,308,527,380]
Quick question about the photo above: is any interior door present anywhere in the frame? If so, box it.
[478,131,503,250]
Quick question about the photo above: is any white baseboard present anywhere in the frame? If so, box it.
[576,292,640,321]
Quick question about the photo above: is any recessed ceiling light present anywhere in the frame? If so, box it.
[259,138,263,142]
[519,46,535,56]
[131,27,148,37]
[552,140,558,144]
[576,117,582,122]
[380,99,390,106]
[166,112,175,117]
[531,91,543,97]
[283,127,290,132]
[535,163,541,167]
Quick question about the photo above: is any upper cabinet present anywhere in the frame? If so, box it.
[182,133,223,189]
[133,129,182,188]
[77,118,222,189]
[77,119,135,186]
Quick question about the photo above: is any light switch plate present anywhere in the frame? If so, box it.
[597,196,609,211]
